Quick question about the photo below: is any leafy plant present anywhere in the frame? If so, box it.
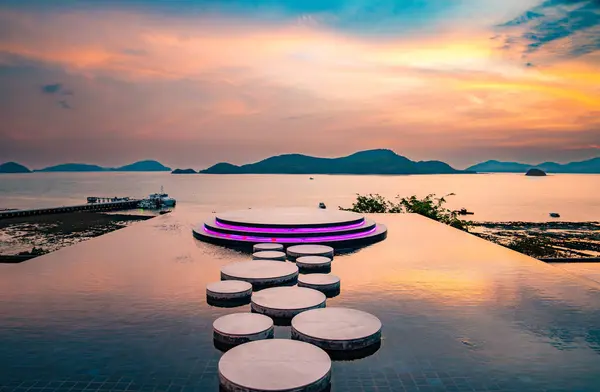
[340,193,471,231]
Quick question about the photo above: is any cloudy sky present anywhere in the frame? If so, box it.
[0,0,598,169]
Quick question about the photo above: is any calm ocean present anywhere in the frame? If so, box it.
[1,172,598,222]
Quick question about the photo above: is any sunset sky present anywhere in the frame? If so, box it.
[0,0,598,169]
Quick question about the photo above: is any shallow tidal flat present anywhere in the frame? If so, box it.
[0,211,153,260]
[471,221,600,258]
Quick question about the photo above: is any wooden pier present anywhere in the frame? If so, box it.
[0,199,141,220]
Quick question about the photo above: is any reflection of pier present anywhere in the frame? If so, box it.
[0,199,141,220]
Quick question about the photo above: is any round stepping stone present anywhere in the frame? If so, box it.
[296,255,332,270]
[287,244,334,261]
[221,260,298,287]
[251,286,326,319]
[298,274,340,293]
[219,339,331,392]
[213,313,274,347]
[207,280,252,301]
[253,243,284,252]
[291,307,382,352]
[252,250,286,261]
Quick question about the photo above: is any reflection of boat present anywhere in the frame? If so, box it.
[319,202,326,209]
[550,212,560,218]
[159,210,172,215]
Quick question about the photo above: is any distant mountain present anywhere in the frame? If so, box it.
[468,157,600,173]
[0,162,31,173]
[200,149,467,175]
[172,168,197,174]
[114,160,171,172]
[35,160,171,172]
[37,163,105,172]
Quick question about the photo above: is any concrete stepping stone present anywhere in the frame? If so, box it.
[252,250,286,261]
[298,274,340,294]
[219,339,331,392]
[251,286,326,319]
[287,244,334,261]
[253,243,284,252]
[221,260,298,288]
[206,280,252,301]
[291,307,382,352]
[213,313,274,347]
[295,255,332,271]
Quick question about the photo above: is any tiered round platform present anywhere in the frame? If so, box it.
[193,207,387,250]
[219,339,331,392]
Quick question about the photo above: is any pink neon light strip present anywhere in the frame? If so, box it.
[213,219,366,233]
[203,225,378,243]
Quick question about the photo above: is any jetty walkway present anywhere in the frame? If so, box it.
[0,199,141,220]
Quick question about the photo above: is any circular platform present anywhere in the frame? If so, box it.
[221,260,299,288]
[253,243,284,252]
[207,280,253,301]
[217,207,363,228]
[296,256,332,270]
[298,274,340,293]
[219,339,331,392]
[213,313,274,347]
[252,250,287,261]
[193,207,388,250]
[287,245,334,261]
[251,286,326,319]
[291,308,382,352]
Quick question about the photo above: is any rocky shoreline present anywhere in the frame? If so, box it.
[0,211,154,262]
[471,221,600,258]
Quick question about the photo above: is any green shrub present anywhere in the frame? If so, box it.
[340,193,471,231]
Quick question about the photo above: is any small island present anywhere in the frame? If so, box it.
[0,162,31,173]
[172,168,197,174]
[525,168,547,176]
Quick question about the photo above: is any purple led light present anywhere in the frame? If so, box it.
[213,219,366,233]
[202,225,378,243]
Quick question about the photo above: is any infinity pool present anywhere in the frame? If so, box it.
[1,207,599,392]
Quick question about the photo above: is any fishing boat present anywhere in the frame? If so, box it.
[319,202,326,209]
[549,212,560,218]
[149,186,176,207]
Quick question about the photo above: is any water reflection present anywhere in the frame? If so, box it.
[1,208,600,391]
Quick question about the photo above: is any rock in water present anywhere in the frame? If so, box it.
[525,168,546,176]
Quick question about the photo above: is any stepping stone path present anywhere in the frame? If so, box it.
[221,260,298,287]
[252,250,287,261]
[296,255,332,271]
[213,313,274,347]
[219,339,331,392]
[206,280,252,301]
[287,244,334,261]
[251,286,326,319]
[291,307,382,352]
[253,243,284,252]
[298,274,340,293]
